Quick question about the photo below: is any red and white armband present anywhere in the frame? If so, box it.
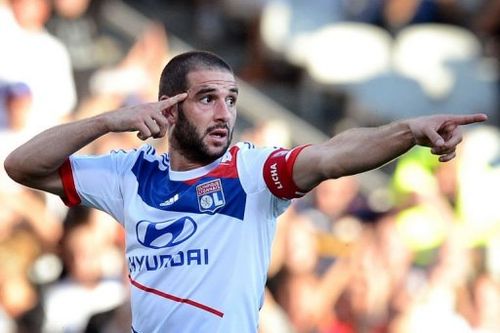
[263,145,310,199]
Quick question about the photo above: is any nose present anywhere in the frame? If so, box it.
[214,99,232,122]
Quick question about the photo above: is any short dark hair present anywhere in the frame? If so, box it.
[158,51,233,100]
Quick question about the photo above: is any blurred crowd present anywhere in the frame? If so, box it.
[165,0,499,133]
[0,0,499,333]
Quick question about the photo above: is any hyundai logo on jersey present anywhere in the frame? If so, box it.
[136,217,197,249]
[196,179,226,213]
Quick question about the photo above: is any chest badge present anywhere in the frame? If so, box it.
[196,179,226,213]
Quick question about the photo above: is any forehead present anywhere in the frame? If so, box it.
[186,69,237,93]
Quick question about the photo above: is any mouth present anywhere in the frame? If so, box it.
[208,128,228,139]
[207,123,229,137]
[206,126,230,146]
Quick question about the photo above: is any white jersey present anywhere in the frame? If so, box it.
[59,142,307,333]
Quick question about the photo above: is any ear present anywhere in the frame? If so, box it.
[159,94,178,124]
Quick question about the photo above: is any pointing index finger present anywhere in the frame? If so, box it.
[451,113,488,126]
[159,92,188,108]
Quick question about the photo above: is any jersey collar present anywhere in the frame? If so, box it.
[169,156,223,181]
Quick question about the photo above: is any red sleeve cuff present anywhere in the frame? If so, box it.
[58,158,81,207]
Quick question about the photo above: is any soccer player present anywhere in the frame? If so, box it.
[4,51,487,332]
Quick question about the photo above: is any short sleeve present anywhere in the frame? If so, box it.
[235,142,309,217]
[59,147,146,224]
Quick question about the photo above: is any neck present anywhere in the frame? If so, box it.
[168,149,218,172]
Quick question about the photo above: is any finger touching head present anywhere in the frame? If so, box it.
[159,92,187,116]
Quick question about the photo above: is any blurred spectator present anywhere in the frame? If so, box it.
[0,0,76,131]
[0,75,63,253]
[268,211,353,333]
[258,288,295,333]
[0,225,44,333]
[1,82,32,131]
[469,273,500,332]
[46,0,124,105]
[299,176,372,237]
[193,0,225,44]
[0,188,59,332]
[472,0,500,61]
[84,297,131,333]
[0,82,33,194]
[42,206,127,333]
[329,225,392,333]
[388,226,476,333]
[344,0,385,23]
[376,0,443,35]
[0,189,62,250]
[0,0,16,29]
[84,22,170,108]
[68,21,173,155]
[275,213,321,332]
[310,177,362,224]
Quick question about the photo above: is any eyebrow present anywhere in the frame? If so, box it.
[191,86,239,96]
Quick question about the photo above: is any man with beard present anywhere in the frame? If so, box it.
[4,51,487,333]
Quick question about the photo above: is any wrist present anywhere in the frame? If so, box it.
[394,120,417,146]
[94,111,116,134]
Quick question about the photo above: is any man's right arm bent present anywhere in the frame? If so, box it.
[4,93,187,196]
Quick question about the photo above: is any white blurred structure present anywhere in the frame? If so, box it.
[392,24,482,99]
[0,0,76,131]
[304,23,393,85]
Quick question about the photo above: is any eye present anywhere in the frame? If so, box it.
[200,95,214,104]
[226,96,237,107]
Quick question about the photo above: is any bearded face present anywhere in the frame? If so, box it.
[171,105,233,165]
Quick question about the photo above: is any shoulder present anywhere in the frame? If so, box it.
[229,141,279,180]
[232,141,277,159]
[72,144,169,172]
[228,142,279,174]
[126,144,169,171]
[234,141,258,150]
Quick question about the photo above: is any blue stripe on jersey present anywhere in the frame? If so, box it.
[131,152,246,221]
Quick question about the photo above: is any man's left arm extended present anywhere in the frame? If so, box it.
[292,114,488,192]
